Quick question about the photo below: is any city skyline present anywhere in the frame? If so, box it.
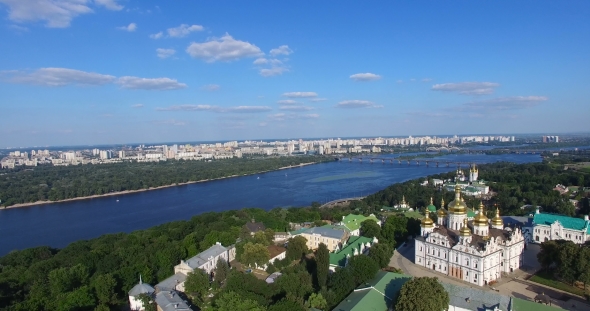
[1,1,589,147]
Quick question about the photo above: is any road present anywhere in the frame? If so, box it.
[390,239,590,311]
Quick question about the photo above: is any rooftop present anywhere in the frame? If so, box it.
[184,242,228,269]
[304,226,348,240]
[329,236,373,267]
[268,245,286,258]
[512,297,562,311]
[442,282,511,311]
[128,279,155,297]
[332,271,411,311]
[155,272,188,292]
[340,214,380,232]
[533,213,590,233]
[154,290,193,311]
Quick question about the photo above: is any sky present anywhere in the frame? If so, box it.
[0,0,589,147]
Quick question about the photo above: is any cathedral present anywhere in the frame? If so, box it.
[414,184,525,286]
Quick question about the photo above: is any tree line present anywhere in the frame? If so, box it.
[0,156,330,207]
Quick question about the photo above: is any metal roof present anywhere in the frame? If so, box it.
[329,236,373,267]
[533,213,590,233]
[304,226,348,240]
[154,290,193,311]
[441,282,511,311]
[155,272,188,292]
[128,280,155,297]
[332,271,411,311]
[184,243,228,269]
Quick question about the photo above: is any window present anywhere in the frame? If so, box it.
[420,246,423,251]
[475,262,478,268]
[419,258,421,263]
[466,260,470,266]
[456,257,458,263]
[466,271,469,276]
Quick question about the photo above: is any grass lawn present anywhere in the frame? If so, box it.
[529,270,586,297]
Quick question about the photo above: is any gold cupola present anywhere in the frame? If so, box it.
[459,218,471,237]
[448,184,467,214]
[421,209,434,228]
[437,197,448,217]
[473,202,489,226]
[491,207,504,228]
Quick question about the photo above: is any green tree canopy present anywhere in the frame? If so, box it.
[184,270,210,303]
[242,242,270,268]
[368,243,394,269]
[215,291,267,311]
[213,257,231,287]
[286,236,308,261]
[360,219,381,239]
[394,277,449,311]
[347,255,379,285]
[315,243,330,288]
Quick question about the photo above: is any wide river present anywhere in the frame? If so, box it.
[0,153,541,255]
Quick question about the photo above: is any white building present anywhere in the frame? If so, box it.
[531,207,590,244]
[469,164,479,182]
[415,185,525,286]
[128,276,155,311]
[174,242,234,276]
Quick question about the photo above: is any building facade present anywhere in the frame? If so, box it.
[415,185,525,286]
[297,226,350,251]
[531,207,590,244]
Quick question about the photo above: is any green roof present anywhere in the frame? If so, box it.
[322,224,351,232]
[467,209,476,218]
[329,236,373,267]
[512,297,562,311]
[533,213,590,233]
[332,271,411,311]
[341,214,380,232]
[403,211,422,219]
[290,228,309,236]
[426,204,437,212]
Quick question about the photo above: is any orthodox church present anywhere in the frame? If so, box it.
[414,184,525,286]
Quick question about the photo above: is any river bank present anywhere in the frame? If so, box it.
[3,162,318,209]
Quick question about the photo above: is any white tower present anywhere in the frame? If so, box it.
[447,184,468,231]
[473,202,489,237]
[491,207,504,230]
[437,198,448,226]
[469,164,479,182]
[420,209,435,237]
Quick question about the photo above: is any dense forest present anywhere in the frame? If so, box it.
[363,161,590,217]
[0,156,330,207]
[0,202,410,311]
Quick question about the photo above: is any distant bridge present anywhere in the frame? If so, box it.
[425,146,462,152]
[320,196,366,208]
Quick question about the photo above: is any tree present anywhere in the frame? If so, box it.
[537,240,560,270]
[268,298,306,311]
[558,241,579,284]
[137,294,157,311]
[306,292,328,310]
[394,277,449,311]
[215,291,266,311]
[360,219,381,239]
[381,216,407,246]
[241,242,270,268]
[315,243,330,288]
[348,255,379,285]
[214,257,230,287]
[286,236,308,261]
[184,270,210,303]
[368,243,394,269]
[93,273,117,305]
[276,270,313,304]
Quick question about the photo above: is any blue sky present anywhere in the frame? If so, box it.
[1,0,589,147]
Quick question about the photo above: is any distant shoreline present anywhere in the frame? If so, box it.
[3,162,318,209]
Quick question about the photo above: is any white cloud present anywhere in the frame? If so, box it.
[461,96,548,110]
[336,100,382,109]
[156,48,176,59]
[116,76,187,90]
[186,33,263,62]
[309,98,328,102]
[253,58,268,65]
[421,78,432,82]
[154,119,186,126]
[268,112,319,121]
[6,67,115,86]
[132,104,144,108]
[277,100,298,105]
[149,31,163,39]
[157,105,271,113]
[167,24,203,38]
[279,105,313,111]
[410,78,416,82]
[94,0,123,11]
[117,22,136,32]
[0,0,93,28]
[349,73,381,82]
[269,45,293,56]
[396,80,403,83]
[432,82,500,95]
[201,84,220,91]
[259,67,288,77]
[282,92,318,98]
[9,24,28,32]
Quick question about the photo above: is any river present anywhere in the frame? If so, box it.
[0,153,541,255]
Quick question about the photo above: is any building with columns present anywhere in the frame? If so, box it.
[415,184,525,286]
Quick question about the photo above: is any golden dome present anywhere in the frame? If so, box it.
[492,207,503,227]
[437,198,448,217]
[459,218,471,237]
[473,202,489,226]
[448,184,467,214]
[421,209,434,228]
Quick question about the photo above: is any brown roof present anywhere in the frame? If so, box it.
[267,245,287,258]
[428,221,513,251]
[245,222,266,233]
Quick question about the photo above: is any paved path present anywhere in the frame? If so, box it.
[390,240,590,311]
